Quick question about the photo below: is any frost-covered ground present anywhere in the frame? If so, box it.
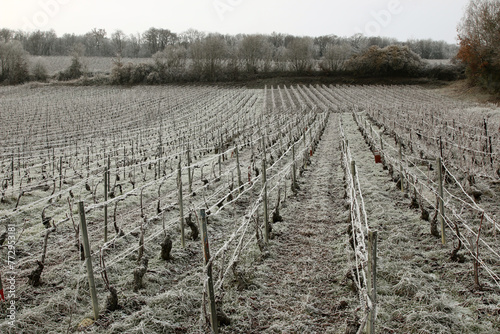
[1,84,498,333]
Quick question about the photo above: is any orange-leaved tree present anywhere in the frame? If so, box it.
[457,0,500,92]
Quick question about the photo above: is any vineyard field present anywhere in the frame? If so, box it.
[29,56,155,76]
[0,84,499,333]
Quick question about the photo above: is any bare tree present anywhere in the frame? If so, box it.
[143,28,177,56]
[315,35,337,57]
[349,33,369,54]
[111,30,127,56]
[179,28,206,47]
[189,34,227,80]
[91,28,107,52]
[320,43,353,72]
[0,28,13,43]
[125,33,142,58]
[153,45,187,80]
[286,37,314,72]
[238,34,271,73]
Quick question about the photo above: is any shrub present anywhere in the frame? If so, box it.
[346,45,425,77]
[111,60,156,85]
[0,41,29,84]
[110,59,132,84]
[57,55,84,81]
[422,63,465,81]
[130,63,153,84]
[31,60,48,82]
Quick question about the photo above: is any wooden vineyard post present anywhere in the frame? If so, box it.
[399,140,404,192]
[104,163,108,243]
[86,147,90,178]
[291,144,297,191]
[177,161,185,248]
[262,143,269,244]
[0,272,4,301]
[187,145,193,195]
[366,230,378,334]
[199,209,218,334]
[218,147,222,178]
[220,132,224,161]
[279,133,283,156]
[107,156,111,192]
[131,140,135,168]
[489,137,493,166]
[78,202,99,321]
[11,154,14,187]
[59,156,63,192]
[52,148,55,179]
[123,146,126,180]
[350,161,356,203]
[308,127,313,154]
[235,145,242,192]
[437,157,446,245]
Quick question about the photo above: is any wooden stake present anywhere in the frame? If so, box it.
[11,155,14,187]
[366,231,378,334]
[235,145,242,192]
[107,156,111,192]
[399,140,404,192]
[437,157,446,245]
[78,202,99,320]
[104,164,108,243]
[86,147,90,178]
[0,272,4,301]
[218,148,222,178]
[123,146,126,180]
[292,144,297,191]
[177,161,185,248]
[199,209,218,334]
[187,145,192,194]
[262,146,269,243]
[350,161,356,179]
[58,156,63,191]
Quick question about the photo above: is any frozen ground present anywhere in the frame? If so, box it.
[1,85,498,333]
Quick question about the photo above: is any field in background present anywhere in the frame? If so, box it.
[28,56,155,75]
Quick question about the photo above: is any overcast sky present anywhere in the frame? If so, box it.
[1,0,469,43]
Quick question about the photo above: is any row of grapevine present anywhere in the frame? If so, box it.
[353,110,499,290]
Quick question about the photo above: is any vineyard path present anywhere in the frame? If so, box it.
[228,114,358,333]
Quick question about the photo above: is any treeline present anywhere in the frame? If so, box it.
[0,27,458,59]
[0,27,463,85]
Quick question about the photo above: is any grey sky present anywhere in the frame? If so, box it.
[1,0,469,43]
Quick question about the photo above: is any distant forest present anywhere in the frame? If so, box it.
[0,27,465,85]
[0,27,458,59]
